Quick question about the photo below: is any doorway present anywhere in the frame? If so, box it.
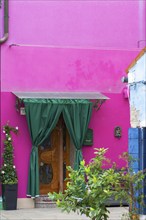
[38,115,70,195]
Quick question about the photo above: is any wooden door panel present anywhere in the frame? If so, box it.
[39,117,70,195]
[63,130,70,191]
[39,128,60,194]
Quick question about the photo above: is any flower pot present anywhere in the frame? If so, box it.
[131,214,140,220]
[2,184,18,210]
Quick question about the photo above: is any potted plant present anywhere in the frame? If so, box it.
[0,122,19,210]
[48,148,146,220]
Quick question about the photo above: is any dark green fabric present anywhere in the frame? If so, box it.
[23,98,90,104]
[24,98,92,197]
[63,102,93,170]
[24,102,63,197]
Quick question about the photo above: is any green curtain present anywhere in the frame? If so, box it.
[24,100,63,198]
[23,98,92,197]
[63,102,92,170]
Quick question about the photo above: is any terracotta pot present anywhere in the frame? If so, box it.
[131,214,140,220]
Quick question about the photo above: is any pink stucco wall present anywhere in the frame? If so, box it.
[1,0,145,198]
[1,0,146,48]
[1,46,140,92]
[82,93,130,167]
[6,0,144,48]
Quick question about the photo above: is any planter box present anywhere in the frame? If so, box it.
[2,184,18,210]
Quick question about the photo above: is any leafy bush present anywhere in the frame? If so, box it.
[48,148,146,220]
[116,152,146,219]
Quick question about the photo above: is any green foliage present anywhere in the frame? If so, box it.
[0,122,18,184]
[115,152,146,218]
[48,148,146,220]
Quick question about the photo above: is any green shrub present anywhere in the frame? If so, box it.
[49,148,146,220]
[0,122,18,184]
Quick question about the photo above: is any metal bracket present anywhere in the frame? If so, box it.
[93,99,106,111]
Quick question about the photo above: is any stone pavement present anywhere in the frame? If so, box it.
[0,207,129,220]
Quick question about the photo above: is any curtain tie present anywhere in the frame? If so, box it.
[31,145,37,152]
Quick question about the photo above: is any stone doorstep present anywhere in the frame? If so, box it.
[35,198,56,203]
[35,195,57,208]
[35,203,57,208]
[35,196,53,201]
[36,201,56,204]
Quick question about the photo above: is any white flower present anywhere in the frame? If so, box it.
[6,134,8,136]
[3,130,5,133]
[40,162,44,166]
[1,171,5,174]
[8,137,11,141]
[4,164,7,167]
[13,165,16,169]
[15,126,18,130]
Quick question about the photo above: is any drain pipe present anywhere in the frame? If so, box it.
[0,0,9,44]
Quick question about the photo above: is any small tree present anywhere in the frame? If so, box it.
[49,148,146,220]
[49,148,123,220]
[116,152,146,220]
[0,122,18,184]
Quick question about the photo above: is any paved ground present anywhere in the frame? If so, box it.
[0,207,129,220]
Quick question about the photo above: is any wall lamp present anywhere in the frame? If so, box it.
[15,98,25,115]
[114,126,122,138]
[121,76,128,83]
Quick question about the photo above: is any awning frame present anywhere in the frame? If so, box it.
[12,91,109,100]
[12,91,109,112]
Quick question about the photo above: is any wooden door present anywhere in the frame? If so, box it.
[39,117,70,195]
[62,124,70,191]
